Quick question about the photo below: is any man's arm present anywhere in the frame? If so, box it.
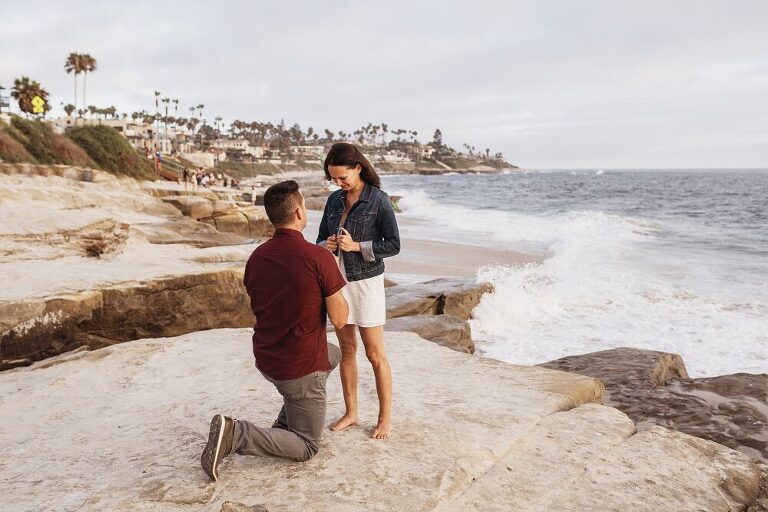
[325,289,349,330]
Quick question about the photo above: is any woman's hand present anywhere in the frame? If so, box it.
[337,228,361,253]
[325,234,339,252]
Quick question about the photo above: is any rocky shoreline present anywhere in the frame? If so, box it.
[541,347,768,464]
[1,163,766,510]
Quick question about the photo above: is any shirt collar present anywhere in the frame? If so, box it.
[272,228,304,239]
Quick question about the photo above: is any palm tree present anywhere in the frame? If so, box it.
[161,97,170,144]
[196,104,205,148]
[64,53,84,113]
[80,54,97,112]
[64,103,76,117]
[11,77,50,116]
[214,116,223,139]
[172,98,179,118]
[257,123,269,145]
[289,123,303,145]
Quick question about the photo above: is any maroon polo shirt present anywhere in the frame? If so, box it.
[243,228,346,381]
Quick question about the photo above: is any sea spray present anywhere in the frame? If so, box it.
[384,171,768,377]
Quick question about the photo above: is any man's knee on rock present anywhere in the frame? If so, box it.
[298,442,319,462]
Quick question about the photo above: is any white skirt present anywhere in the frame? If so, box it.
[339,255,386,327]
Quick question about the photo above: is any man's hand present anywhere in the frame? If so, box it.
[337,228,361,253]
[325,234,339,252]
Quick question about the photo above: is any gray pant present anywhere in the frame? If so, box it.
[232,343,341,461]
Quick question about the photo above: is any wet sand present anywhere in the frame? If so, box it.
[306,210,543,282]
[386,238,540,278]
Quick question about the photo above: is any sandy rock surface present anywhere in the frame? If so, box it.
[385,314,474,353]
[0,329,763,511]
[162,195,215,219]
[0,269,255,369]
[134,217,251,248]
[385,278,492,320]
[541,347,768,463]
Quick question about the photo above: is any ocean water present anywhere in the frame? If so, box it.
[382,170,768,377]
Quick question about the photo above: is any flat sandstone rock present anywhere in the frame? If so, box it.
[541,347,768,463]
[385,278,493,320]
[0,330,763,511]
[384,314,474,353]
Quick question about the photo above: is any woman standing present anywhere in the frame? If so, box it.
[317,143,400,439]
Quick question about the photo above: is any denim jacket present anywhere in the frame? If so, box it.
[316,184,401,282]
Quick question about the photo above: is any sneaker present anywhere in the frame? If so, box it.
[201,414,235,481]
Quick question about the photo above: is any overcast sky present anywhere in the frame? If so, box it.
[2,1,767,168]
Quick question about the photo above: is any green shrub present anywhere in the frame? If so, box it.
[66,125,154,178]
[49,133,96,168]
[4,116,95,167]
[9,116,58,164]
[0,122,36,163]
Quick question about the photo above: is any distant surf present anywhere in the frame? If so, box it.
[384,170,768,377]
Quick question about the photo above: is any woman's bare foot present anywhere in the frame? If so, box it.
[329,413,358,432]
[371,421,392,439]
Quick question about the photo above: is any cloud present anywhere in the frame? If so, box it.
[1,0,767,168]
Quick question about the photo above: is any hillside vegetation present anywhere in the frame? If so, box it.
[67,124,154,178]
[0,116,154,179]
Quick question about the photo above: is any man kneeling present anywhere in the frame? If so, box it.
[201,180,348,481]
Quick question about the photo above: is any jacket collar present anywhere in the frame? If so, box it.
[337,183,372,208]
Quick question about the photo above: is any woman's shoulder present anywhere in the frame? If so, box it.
[368,185,389,201]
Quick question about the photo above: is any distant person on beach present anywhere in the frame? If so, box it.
[200,180,348,481]
[317,142,401,439]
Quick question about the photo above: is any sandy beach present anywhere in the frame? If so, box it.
[306,210,540,282]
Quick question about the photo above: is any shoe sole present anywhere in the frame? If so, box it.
[201,414,226,481]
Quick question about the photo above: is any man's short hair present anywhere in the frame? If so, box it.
[263,180,301,226]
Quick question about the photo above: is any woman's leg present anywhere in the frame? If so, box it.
[329,324,359,431]
[359,325,392,439]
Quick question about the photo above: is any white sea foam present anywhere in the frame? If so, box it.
[390,185,768,377]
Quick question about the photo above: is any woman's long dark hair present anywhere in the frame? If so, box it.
[323,142,381,189]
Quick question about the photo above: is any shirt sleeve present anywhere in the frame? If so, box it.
[316,195,332,245]
[317,248,346,297]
